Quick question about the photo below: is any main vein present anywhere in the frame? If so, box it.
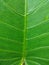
[22,0,27,63]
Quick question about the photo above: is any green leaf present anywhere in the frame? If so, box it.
[0,0,49,65]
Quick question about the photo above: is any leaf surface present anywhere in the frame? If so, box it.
[0,0,49,65]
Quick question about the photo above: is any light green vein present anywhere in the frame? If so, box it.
[21,0,27,64]
[0,20,23,32]
[27,60,41,65]
[27,56,49,61]
[1,0,24,16]
[23,0,27,59]
[26,32,49,40]
[27,0,43,14]
[0,58,18,61]
[0,49,21,54]
[0,36,22,44]
[27,19,49,29]
[27,46,49,52]
[27,0,49,15]
[31,46,49,51]
[11,60,21,65]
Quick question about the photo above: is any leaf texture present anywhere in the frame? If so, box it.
[0,0,49,65]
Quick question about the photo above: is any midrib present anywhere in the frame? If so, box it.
[22,0,27,64]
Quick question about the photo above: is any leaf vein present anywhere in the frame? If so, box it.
[27,46,49,52]
[1,0,24,16]
[26,32,49,40]
[0,20,23,32]
[27,56,49,61]
[27,19,49,29]
[27,60,41,65]
[27,0,49,15]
